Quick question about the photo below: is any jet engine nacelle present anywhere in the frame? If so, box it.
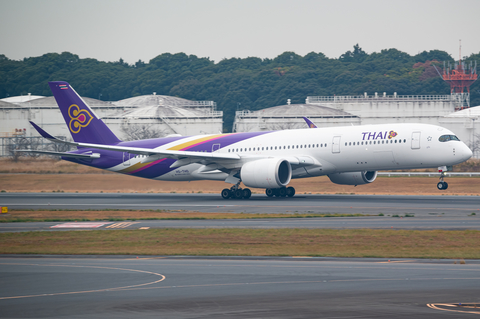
[241,158,292,189]
[328,171,377,186]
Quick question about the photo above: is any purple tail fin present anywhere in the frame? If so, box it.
[49,81,121,144]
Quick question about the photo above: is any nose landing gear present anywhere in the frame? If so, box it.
[437,166,449,190]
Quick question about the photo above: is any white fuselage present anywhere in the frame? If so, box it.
[146,123,472,182]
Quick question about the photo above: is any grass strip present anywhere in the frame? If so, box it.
[0,210,370,223]
[1,229,479,259]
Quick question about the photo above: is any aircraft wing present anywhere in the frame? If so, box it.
[29,121,318,169]
[29,121,240,165]
[14,150,100,159]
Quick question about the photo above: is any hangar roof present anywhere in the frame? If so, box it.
[111,94,219,118]
[113,94,215,108]
[16,96,115,108]
[1,95,45,103]
[445,106,480,118]
[0,100,21,108]
[238,103,357,118]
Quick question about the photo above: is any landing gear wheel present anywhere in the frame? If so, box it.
[221,188,231,199]
[278,187,287,197]
[286,186,295,197]
[266,188,275,197]
[242,188,252,199]
[234,189,244,199]
[437,181,448,190]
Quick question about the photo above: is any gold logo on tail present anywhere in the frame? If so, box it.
[68,104,93,133]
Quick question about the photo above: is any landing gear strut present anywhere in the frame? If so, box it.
[437,167,449,190]
[221,182,252,200]
[265,186,295,198]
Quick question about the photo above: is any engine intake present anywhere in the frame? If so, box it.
[328,171,377,186]
[241,158,292,188]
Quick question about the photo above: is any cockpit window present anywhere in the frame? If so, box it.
[438,135,460,142]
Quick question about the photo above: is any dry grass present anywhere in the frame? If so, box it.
[0,158,111,174]
[0,210,366,222]
[1,158,479,195]
[1,173,479,195]
[1,229,478,259]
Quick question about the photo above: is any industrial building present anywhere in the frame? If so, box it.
[0,93,222,156]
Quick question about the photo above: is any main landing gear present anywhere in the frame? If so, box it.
[265,186,295,198]
[220,184,296,199]
[437,167,448,190]
[221,183,252,199]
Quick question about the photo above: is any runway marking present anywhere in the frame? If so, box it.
[50,222,112,228]
[3,203,477,211]
[5,203,236,207]
[234,205,477,211]
[105,222,139,229]
[0,262,165,300]
[377,260,416,263]
[427,303,480,314]
[117,277,480,293]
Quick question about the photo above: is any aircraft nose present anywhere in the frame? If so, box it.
[459,143,473,161]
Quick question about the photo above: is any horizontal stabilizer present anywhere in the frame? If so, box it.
[15,150,100,159]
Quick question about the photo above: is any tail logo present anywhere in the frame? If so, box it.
[68,104,93,134]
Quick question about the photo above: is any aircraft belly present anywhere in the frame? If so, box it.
[373,151,397,169]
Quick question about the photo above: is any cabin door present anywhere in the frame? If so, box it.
[411,132,421,149]
[332,136,341,154]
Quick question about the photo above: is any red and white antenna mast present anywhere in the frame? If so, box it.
[440,40,477,110]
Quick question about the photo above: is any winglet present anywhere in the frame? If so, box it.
[30,121,57,140]
[303,117,317,128]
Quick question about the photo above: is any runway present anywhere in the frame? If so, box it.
[2,193,480,232]
[2,215,480,233]
[1,193,479,215]
[0,256,479,318]
[2,194,480,318]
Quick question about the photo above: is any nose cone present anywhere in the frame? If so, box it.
[459,143,473,162]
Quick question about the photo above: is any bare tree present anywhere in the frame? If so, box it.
[468,133,480,159]
[266,121,306,131]
[121,124,168,141]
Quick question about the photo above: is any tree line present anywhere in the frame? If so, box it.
[1,45,479,131]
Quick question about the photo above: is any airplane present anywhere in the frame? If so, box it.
[19,81,473,199]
